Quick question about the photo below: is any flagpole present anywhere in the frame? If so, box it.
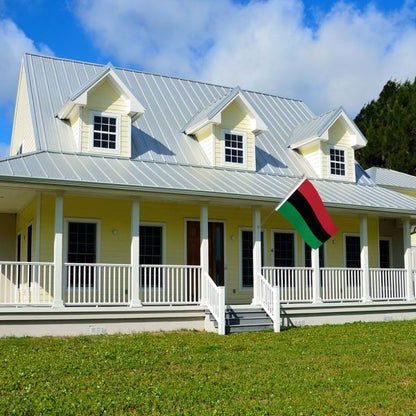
[275,177,307,212]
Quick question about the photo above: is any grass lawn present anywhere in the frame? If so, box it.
[1,321,416,415]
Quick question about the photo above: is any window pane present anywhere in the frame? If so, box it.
[346,236,361,268]
[140,226,163,287]
[379,240,391,268]
[241,230,264,288]
[92,115,117,150]
[67,222,96,287]
[274,233,294,267]
[224,132,244,164]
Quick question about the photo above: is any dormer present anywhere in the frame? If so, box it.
[57,64,145,158]
[288,107,367,182]
[184,87,267,170]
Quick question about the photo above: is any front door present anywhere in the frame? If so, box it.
[187,221,224,286]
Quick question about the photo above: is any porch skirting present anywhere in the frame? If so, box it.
[0,306,206,337]
[2,302,416,337]
[281,301,416,327]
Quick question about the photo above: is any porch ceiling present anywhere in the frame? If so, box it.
[0,187,36,213]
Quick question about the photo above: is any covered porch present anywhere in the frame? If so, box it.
[0,184,415,335]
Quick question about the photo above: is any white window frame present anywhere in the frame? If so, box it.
[64,218,101,291]
[343,233,361,268]
[89,111,121,155]
[139,222,167,266]
[328,144,347,178]
[271,229,297,267]
[238,227,266,291]
[221,129,247,168]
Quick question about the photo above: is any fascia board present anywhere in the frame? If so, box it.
[289,135,320,149]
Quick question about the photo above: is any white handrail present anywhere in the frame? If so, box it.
[259,273,280,332]
[0,261,54,305]
[139,265,201,304]
[261,267,312,302]
[369,268,406,300]
[205,273,225,335]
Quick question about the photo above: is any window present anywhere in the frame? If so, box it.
[241,230,264,288]
[140,225,163,287]
[91,112,119,151]
[379,239,391,268]
[329,146,346,176]
[273,232,295,267]
[67,222,97,288]
[304,242,325,267]
[345,235,361,268]
[222,130,246,166]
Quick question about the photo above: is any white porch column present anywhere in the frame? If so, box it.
[200,204,209,304]
[311,248,322,303]
[130,199,142,307]
[252,207,261,305]
[360,215,371,302]
[403,218,415,301]
[52,193,64,308]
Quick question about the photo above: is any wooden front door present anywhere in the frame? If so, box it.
[187,221,224,286]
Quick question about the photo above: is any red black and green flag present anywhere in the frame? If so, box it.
[276,179,338,249]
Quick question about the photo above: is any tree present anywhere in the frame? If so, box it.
[354,79,416,175]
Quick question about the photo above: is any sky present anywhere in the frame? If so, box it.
[0,0,415,157]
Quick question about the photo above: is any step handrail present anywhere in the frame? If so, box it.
[205,273,225,335]
[258,272,280,332]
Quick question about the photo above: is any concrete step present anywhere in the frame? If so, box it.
[207,305,273,334]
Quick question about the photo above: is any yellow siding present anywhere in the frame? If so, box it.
[80,79,131,157]
[10,65,36,155]
[322,120,355,182]
[0,214,16,261]
[214,101,256,171]
[16,198,37,262]
[298,142,319,156]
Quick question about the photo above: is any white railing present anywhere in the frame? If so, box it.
[205,273,225,335]
[65,263,131,305]
[262,267,313,303]
[370,268,406,301]
[0,261,54,305]
[414,269,416,298]
[139,265,201,304]
[321,268,362,302]
[259,273,280,332]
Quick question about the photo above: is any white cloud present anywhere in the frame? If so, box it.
[75,0,416,116]
[0,19,52,107]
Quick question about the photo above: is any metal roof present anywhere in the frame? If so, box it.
[366,167,416,191]
[23,53,319,177]
[0,151,415,214]
[287,107,341,148]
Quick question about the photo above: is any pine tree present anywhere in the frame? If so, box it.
[354,79,416,175]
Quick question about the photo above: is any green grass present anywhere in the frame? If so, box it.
[1,321,416,415]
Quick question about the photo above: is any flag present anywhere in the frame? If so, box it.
[276,179,338,249]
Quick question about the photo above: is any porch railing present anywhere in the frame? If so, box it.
[369,268,406,301]
[65,263,132,305]
[262,267,313,303]
[258,273,280,332]
[321,268,362,302]
[205,273,225,335]
[0,261,54,305]
[139,265,201,304]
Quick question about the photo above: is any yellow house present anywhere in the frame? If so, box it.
[1,53,416,336]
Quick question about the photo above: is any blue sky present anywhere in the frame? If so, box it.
[0,0,415,157]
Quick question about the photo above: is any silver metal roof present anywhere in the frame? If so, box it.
[0,151,415,214]
[287,107,341,147]
[366,167,416,191]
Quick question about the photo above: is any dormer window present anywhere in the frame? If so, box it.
[89,112,120,153]
[329,145,346,177]
[222,129,246,167]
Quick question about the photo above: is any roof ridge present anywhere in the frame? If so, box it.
[24,52,305,103]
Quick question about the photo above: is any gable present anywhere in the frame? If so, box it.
[10,64,36,155]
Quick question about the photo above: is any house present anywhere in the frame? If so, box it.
[1,53,416,336]
[366,167,416,268]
